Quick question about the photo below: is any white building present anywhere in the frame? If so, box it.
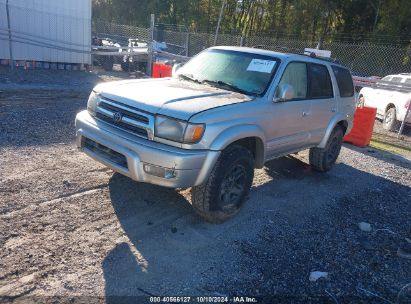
[0,0,91,65]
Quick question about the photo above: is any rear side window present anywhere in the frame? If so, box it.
[309,63,333,98]
[405,78,411,85]
[332,66,354,97]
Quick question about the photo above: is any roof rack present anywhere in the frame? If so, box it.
[250,45,342,64]
[301,52,340,64]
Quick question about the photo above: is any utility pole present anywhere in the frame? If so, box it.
[370,0,381,33]
[398,93,411,139]
[214,0,226,46]
[147,14,155,77]
[6,0,14,71]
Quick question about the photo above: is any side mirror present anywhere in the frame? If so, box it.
[172,63,184,76]
[273,84,295,102]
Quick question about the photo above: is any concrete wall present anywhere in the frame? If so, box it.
[0,0,91,64]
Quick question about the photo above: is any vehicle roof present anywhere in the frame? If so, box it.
[384,74,411,78]
[209,46,348,68]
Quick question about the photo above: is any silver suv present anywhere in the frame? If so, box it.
[75,46,355,222]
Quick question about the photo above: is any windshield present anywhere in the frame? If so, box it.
[176,49,280,96]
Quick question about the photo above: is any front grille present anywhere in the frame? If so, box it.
[99,101,149,124]
[94,98,153,139]
[96,112,147,137]
[83,138,128,169]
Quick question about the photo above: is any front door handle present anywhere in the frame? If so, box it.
[331,108,336,112]
[302,111,309,117]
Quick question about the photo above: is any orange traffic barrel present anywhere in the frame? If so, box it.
[343,106,377,147]
[152,63,172,78]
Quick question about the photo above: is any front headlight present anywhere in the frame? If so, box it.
[87,91,99,115]
[155,115,205,144]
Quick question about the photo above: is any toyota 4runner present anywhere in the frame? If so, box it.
[75,46,355,223]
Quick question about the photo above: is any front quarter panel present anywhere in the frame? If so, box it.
[184,99,269,152]
[209,124,266,151]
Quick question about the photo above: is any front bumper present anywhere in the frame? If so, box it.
[75,110,220,188]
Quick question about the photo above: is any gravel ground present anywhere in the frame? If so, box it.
[0,66,133,91]
[0,70,410,303]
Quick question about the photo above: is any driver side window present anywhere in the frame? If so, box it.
[276,62,308,99]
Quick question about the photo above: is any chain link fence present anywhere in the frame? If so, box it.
[370,114,411,155]
[167,29,411,78]
[91,20,150,73]
[90,21,411,94]
[1,7,409,79]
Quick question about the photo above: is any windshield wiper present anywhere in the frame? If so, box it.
[201,79,255,95]
[178,73,200,83]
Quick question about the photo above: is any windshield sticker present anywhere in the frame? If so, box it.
[247,59,276,73]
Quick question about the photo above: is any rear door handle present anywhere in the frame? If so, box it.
[331,108,336,112]
[302,111,309,117]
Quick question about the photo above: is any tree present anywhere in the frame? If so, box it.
[92,0,411,45]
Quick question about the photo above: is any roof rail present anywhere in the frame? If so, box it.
[250,46,342,65]
[301,52,340,64]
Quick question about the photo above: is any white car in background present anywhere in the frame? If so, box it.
[359,73,411,131]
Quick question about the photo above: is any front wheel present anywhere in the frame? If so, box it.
[191,145,254,223]
[309,126,344,172]
[383,107,398,131]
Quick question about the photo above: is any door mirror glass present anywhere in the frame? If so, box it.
[274,84,295,102]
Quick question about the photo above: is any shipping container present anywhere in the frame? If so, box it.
[0,0,91,65]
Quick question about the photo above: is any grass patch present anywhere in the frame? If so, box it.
[369,135,411,157]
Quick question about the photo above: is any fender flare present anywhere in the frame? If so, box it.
[317,114,349,148]
[210,124,266,167]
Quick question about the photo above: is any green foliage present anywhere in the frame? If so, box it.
[92,0,411,45]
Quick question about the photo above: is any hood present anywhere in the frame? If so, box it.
[94,78,253,121]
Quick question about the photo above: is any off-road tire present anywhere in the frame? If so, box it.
[191,145,254,223]
[383,107,398,131]
[309,126,344,172]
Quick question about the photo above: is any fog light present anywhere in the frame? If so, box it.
[143,164,176,179]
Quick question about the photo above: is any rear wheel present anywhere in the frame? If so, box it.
[383,107,398,131]
[309,126,344,172]
[191,145,254,223]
